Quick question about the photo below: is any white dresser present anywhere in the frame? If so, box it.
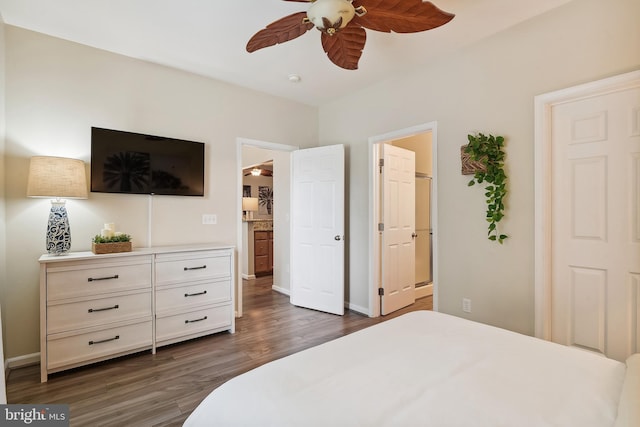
[39,244,235,382]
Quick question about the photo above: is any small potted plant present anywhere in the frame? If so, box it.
[91,233,132,254]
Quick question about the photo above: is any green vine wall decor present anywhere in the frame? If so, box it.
[464,133,508,244]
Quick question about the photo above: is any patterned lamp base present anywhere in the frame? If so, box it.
[47,200,71,255]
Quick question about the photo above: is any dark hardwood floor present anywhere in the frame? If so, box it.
[6,277,432,426]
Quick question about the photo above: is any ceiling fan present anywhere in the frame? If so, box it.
[244,167,273,177]
[246,0,455,70]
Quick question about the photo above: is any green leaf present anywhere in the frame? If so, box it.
[466,132,508,243]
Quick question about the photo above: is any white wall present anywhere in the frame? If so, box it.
[319,0,640,335]
[3,27,318,359]
[0,14,8,403]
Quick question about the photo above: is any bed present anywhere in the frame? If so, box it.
[184,310,639,427]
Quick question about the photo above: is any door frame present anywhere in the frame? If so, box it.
[368,121,439,317]
[236,137,298,317]
[533,70,640,339]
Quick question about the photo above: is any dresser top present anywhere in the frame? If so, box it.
[39,243,235,264]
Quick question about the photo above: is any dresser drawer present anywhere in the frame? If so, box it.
[156,279,231,312]
[254,231,269,240]
[155,251,231,286]
[155,304,231,344]
[47,290,151,334]
[47,261,152,301]
[255,255,270,273]
[255,240,269,256]
[47,320,152,370]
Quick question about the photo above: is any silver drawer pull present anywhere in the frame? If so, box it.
[89,335,120,345]
[88,274,119,282]
[185,316,207,324]
[88,304,119,313]
[184,291,207,297]
[184,265,206,271]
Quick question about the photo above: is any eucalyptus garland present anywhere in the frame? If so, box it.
[464,133,508,244]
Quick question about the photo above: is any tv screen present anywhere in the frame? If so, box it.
[90,127,205,196]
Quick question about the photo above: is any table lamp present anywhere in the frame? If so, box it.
[27,156,88,255]
[242,197,259,220]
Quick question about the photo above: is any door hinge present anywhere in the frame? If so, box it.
[378,223,384,232]
[378,288,384,296]
[379,158,384,173]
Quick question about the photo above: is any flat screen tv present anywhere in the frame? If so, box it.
[91,127,205,196]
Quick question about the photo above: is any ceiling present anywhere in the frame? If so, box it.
[0,0,571,106]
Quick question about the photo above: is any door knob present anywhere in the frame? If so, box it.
[411,232,418,239]
[335,235,342,241]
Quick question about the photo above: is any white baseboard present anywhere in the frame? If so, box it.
[242,273,256,280]
[346,302,369,316]
[269,287,368,317]
[272,285,290,296]
[416,283,433,299]
[6,352,40,371]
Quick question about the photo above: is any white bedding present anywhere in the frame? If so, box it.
[184,310,629,427]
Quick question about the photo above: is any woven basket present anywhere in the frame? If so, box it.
[460,145,487,175]
[92,242,132,254]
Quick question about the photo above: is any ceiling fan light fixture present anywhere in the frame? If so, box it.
[246,0,454,70]
[307,0,355,32]
[251,168,262,176]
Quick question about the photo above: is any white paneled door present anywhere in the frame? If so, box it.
[290,145,345,315]
[381,144,416,315]
[551,86,640,361]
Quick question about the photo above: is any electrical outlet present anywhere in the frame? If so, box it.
[462,298,472,313]
[202,214,217,225]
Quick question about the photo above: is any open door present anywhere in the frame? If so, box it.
[380,144,416,315]
[290,145,345,315]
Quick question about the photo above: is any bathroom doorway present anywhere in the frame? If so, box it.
[369,122,438,317]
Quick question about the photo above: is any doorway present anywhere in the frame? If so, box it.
[237,139,346,318]
[236,138,297,317]
[389,133,434,301]
[369,122,439,317]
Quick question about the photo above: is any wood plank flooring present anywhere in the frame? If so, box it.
[6,277,432,426]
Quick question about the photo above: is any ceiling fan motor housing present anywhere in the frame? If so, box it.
[307,0,355,32]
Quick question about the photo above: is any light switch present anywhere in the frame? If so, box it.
[202,214,217,225]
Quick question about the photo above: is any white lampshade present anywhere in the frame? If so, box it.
[242,197,259,212]
[27,156,88,199]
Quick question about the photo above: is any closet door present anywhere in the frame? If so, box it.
[549,84,640,362]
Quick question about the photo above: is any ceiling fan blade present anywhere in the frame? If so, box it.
[282,0,312,2]
[321,25,366,70]
[247,12,314,53]
[353,0,454,33]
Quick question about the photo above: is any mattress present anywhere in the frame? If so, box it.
[184,310,630,426]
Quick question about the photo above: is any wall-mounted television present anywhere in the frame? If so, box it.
[91,127,205,196]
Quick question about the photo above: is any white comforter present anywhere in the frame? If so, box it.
[184,310,627,427]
